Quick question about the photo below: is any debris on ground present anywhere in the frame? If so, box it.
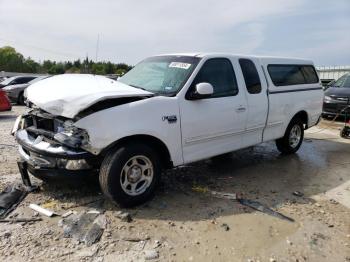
[0,184,27,218]
[115,211,132,222]
[61,210,75,218]
[144,249,159,260]
[0,218,42,223]
[211,190,240,200]
[207,190,294,222]
[122,236,151,242]
[29,203,56,217]
[221,223,230,231]
[238,199,294,222]
[293,191,304,197]
[42,200,59,209]
[60,211,107,246]
[192,185,209,193]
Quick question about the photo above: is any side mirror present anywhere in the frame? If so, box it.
[189,82,214,100]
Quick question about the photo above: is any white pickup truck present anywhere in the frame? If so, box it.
[13,53,323,206]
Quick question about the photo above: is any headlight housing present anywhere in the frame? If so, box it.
[54,121,89,149]
[324,95,332,102]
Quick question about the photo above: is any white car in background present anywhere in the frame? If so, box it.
[13,53,323,207]
[3,76,49,105]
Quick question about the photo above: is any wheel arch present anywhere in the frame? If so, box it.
[101,134,173,169]
[17,90,24,104]
[291,110,309,129]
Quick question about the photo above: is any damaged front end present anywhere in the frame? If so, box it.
[13,109,100,180]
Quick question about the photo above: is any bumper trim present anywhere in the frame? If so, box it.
[16,129,92,159]
[27,165,97,180]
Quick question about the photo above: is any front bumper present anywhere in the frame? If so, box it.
[16,129,98,179]
[322,101,350,116]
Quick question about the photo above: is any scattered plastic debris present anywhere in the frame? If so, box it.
[0,184,27,219]
[211,191,239,200]
[61,211,107,246]
[122,236,150,242]
[293,191,304,197]
[115,211,132,222]
[205,190,294,222]
[61,210,75,218]
[0,218,42,223]
[29,203,56,217]
[238,199,294,222]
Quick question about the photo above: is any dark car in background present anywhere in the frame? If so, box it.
[0,76,37,89]
[323,73,350,118]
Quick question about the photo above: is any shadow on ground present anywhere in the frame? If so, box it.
[34,136,350,222]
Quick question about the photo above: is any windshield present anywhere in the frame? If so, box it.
[333,74,350,88]
[28,76,49,84]
[119,55,200,95]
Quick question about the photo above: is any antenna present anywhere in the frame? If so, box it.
[95,34,100,62]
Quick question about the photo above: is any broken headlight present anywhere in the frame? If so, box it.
[56,159,92,170]
[54,121,89,149]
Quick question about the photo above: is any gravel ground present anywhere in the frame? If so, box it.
[0,106,349,262]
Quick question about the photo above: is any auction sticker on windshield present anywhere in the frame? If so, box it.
[169,62,191,69]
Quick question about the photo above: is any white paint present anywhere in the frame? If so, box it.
[29,204,55,217]
[24,53,323,167]
[26,74,152,118]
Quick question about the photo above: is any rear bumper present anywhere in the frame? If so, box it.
[16,129,98,180]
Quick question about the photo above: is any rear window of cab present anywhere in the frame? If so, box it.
[268,64,319,86]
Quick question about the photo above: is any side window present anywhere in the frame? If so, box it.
[268,65,305,86]
[268,65,319,86]
[10,79,19,85]
[301,66,319,84]
[239,59,261,94]
[191,58,238,98]
[17,77,35,84]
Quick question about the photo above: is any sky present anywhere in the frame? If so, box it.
[0,0,349,66]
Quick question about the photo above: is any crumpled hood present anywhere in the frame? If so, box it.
[26,74,153,118]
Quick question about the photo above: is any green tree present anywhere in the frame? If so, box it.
[0,46,26,72]
[0,45,133,75]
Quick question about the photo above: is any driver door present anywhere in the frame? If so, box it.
[179,57,247,163]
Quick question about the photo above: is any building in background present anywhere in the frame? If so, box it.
[316,66,350,86]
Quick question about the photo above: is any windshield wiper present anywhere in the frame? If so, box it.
[129,84,148,91]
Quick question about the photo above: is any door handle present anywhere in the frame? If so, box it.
[235,106,246,113]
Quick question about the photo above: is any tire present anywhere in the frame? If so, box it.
[275,118,304,154]
[99,143,161,207]
[17,92,24,105]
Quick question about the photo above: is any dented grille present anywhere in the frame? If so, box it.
[32,115,55,131]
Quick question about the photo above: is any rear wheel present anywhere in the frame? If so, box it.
[99,143,161,207]
[276,118,304,154]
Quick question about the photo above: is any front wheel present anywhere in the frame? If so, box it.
[99,143,161,207]
[17,92,25,105]
[275,118,304,154]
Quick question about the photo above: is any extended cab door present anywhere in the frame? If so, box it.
[179,57,247,163]
[238,58,268,147]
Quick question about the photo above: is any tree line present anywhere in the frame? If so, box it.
[0,46,132,75]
